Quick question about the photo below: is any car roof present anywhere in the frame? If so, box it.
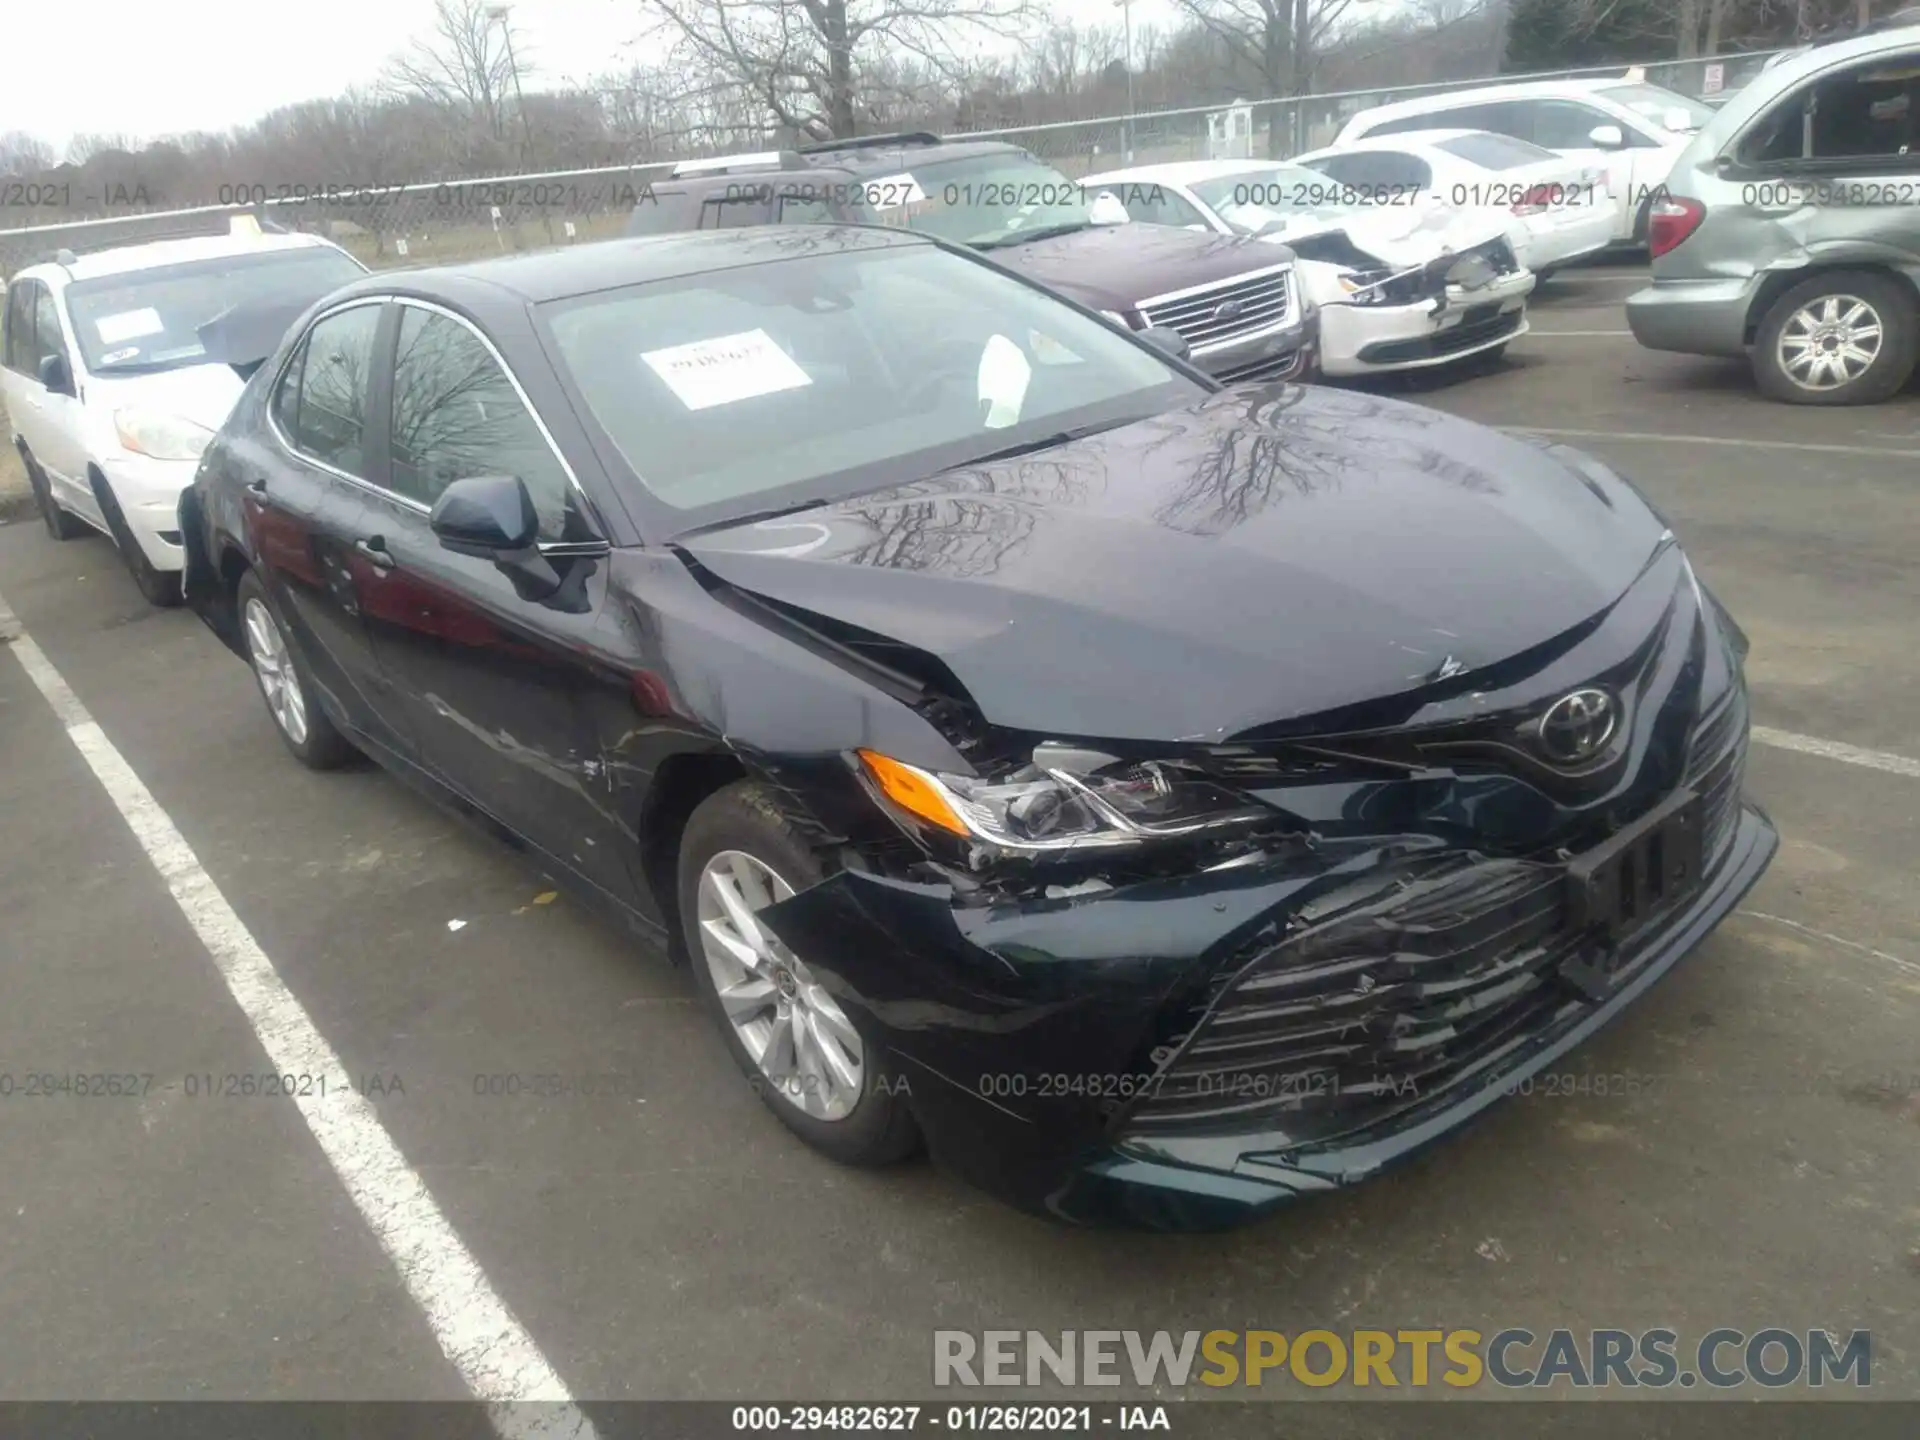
[30,231,341,284]
[792,137,1023,174]
[325,225,930,312]
[1344,74,1653,127]
[1083,158,1321,187]
[1308,127,1540,155]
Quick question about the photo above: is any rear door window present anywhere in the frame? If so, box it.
[275,304,383,477]
[1304,151,1433,191]
[1435,132,1559,170]
[1739,51,1920,168]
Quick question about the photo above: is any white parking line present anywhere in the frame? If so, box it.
[1738,911,1920,981]
[1751,725,1920,780]
[1507,426,1920,460]
[0,593,597,1440]
[1525,329,1634,337]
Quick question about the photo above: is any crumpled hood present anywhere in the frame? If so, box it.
[1260,204,1513,268]
[986,222,1291,312]
[680,384,1670,744]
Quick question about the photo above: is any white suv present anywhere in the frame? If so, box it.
[2,224,365,605]
[1333,76,1717,245]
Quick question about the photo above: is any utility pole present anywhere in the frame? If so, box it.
[486,3,537,168]
[1116,0,1135,164]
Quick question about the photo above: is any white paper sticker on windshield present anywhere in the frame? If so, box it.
[1028,329,1085,367]
[862,173,926,211]
[640,329,813,411]
[93,308,165,345]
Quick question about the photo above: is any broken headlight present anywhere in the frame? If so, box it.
[856,748,1270,857]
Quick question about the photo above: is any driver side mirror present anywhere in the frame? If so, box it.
[1140,326,1191,362]
[1588,123,1627,150]
[429,473,563,602]
[37,352,74,397]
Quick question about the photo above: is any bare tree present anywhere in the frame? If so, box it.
[638,0,1037,141]
[382,0,525,147]
[0,131,55,177]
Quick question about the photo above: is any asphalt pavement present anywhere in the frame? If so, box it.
[1,264,1917,1416]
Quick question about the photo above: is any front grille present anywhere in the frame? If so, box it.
[1137,265,1295,353]
[1122,686,1755,1140]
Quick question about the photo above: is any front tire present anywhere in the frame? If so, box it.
[92,473,182,607]
[22,450,89,541]
[235,568,355,770]
[677,781,920,1167]
[1752,270,1917,406]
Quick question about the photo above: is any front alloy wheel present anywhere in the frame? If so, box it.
[676,780,920,1166]
[696,849,867,1121]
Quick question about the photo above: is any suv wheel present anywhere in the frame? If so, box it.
[676,781,920,1167]
[22,450,89,541]
[1752,271,1918,406]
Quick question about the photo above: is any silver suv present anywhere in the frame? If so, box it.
[1626,27,1920,405]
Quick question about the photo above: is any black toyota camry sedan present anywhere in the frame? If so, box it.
[180,224,1776,1230]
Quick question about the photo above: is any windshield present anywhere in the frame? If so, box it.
[65,247,367,374]
[1598,83,1715,133]
[1191,164,1376,234]
[868,153,1103,248]
[542,237,1201,533]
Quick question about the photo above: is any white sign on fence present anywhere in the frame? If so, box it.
[1703,62,1726,95]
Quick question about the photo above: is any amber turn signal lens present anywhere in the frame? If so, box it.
[856,749,969,836]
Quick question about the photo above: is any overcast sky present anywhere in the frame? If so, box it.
[2,0,1180,154]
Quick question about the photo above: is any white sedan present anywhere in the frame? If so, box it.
[1290,130,1616,275]
[1083,157,1535,378]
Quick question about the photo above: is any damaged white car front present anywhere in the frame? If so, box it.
[1246,207,1535,378]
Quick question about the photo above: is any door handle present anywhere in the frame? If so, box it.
[354,537,395,570]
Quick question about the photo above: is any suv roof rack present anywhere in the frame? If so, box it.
[669,151,811,178]
[793,131,943,155]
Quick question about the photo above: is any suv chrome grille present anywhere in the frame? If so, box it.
[1137,266,1295,353]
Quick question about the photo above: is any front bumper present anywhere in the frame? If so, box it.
[1319,270,1533,376]
[763,784,1775,1231]
[98,451,198,570]
[1627,275,1762,358]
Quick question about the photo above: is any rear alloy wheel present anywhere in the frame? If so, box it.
[236,569,355,770]
[1753,271,1917,406]
[22,450,89,541]
[677,781,920,1166]
[91,474,182,607]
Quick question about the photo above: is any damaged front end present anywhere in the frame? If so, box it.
[748,542,1776,1230]
[1292,231,1535,375]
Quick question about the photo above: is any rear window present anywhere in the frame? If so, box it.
[1435,133,1557,170]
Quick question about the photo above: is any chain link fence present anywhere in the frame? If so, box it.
[0,49,1783,281]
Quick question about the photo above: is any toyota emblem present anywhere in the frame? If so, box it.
[1535,688,1619,765]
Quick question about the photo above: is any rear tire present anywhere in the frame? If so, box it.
[92,473,182,607]
[22,450,89,541]
[1751,270,1917,406]
[235,568,356,769]
[676,780,921,1168]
